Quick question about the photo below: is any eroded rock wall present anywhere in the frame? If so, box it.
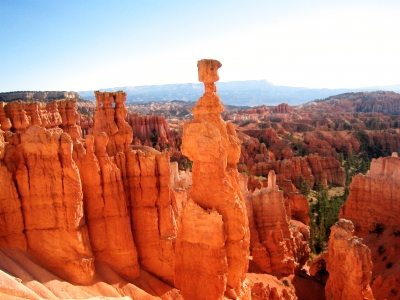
[12,126,94,284]
[340,153,400,236]
[0,131,26,250]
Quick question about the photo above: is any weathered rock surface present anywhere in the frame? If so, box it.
[73,135,140,279]
[125,149,177,284]
[0,131,26,250]
[244,171,309,278]
[273,103,292,114]
[127,113,175,149]
[175,199,228,300]
[340,153,400,236]
[175,59,250,299]
[93,91,133,156]
[325,219,374,300]
[91,91,177,284]
[13,126,94,284]
[247,153,345,190]
[246,273,298,300]
[303,131,360,157]
[365,225,400,300]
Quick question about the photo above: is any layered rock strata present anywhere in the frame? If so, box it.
[73,135,140,279]
[175,59,250,299]
[13,126,94,284]
[248,154,345,189]
[0,131,26,249]
[243,171,309,277]
[91,91,176,283]
[325,219,374,300]
[127,113,175,149]
[0,92,179,286]
[340,153,400,236]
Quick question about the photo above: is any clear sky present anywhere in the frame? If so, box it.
[1,0,399,92]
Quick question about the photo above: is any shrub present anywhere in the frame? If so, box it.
[283,279,289,287]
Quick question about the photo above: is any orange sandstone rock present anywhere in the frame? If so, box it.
[13,126,94,284]
[175,199,228,300]
[57,99,81,139]
[93,91,132,156]
[325,219,374,300]
[4,101,29,132]
[340,153,400,236]
[125,149,177,284]
[249,171,296,277]
[175,59,250,299]
[73,135,140,279]
[0,131,26,249]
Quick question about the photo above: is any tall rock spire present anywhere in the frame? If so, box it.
[175,59,250,300]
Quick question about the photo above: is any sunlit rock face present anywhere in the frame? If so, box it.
[175,59,251,300]
[325,219,374,300]
[13,125,95,284]
[0,131,26,250]
[240,171,310,278]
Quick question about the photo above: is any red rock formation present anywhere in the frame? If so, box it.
[246,273,297,300]
[0,131,26,250]
[273,103,292,114]
[246,171,309,277]
[340,153,400,236]
[0,102,12,131]
[93,91,133,156]
[4,101,29,132]
[13,126,94,284]
[79,114,94,137]
[367,130,400,154]
[127,113,174,149]
[91,91,177,284]
[364,225,400,300]
[248,153,345,190]
[175,59,250,299]
[304,131,360,157]
[175,199,228,299]
[73,135,140,279]
[125,149,177,284]
[275,174,310,225]
[325,219,374,300]
[57,99,81,139]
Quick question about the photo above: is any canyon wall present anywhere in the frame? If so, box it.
[0,91,80,102]
[0,63,307,299]
[340,153,400,236]
[0,93,179,287]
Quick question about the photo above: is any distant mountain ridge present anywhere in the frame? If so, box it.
[297,91,400,115]
[79,80,400,106]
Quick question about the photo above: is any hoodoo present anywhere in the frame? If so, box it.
[325,219,374,300]
[174,59,251,300]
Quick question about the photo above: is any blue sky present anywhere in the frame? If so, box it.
[1,0,399,92]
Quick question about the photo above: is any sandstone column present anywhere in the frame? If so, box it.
[325,219,374,300]
[175,59,250,300]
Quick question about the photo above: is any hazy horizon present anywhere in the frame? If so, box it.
[1,0,400,92]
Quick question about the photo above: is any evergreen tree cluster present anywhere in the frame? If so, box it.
[308,153,370,254]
